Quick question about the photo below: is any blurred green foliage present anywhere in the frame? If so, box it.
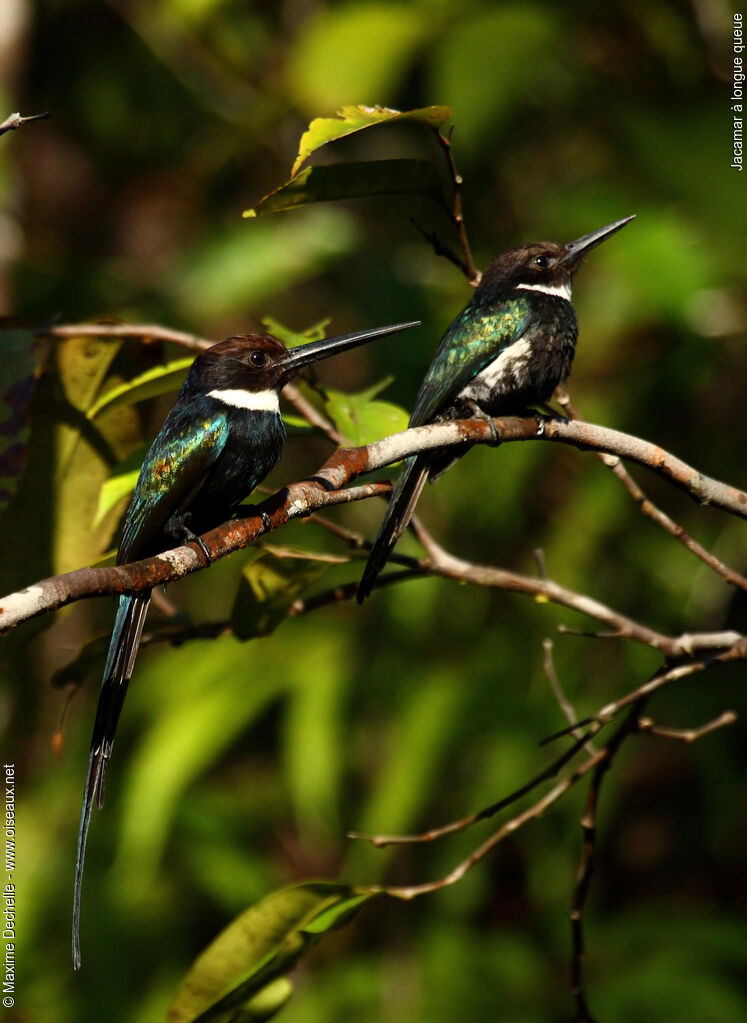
[0,1,745,1021]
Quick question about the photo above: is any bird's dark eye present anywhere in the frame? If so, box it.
[534,254,549,270]
[249,350,269,368]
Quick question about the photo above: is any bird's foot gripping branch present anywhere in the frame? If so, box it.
[2,410,745,634]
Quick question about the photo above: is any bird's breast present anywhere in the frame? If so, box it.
[457,298,577,413]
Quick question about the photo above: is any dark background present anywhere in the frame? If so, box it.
[1,1,745,1020]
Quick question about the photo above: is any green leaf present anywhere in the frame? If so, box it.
[260,317,329,349]
[291,104,451,176]
[87,357,194,419]
[239,978,293,1021]
[231,545,340,640]
[167,882,381,1023]
[0,330,38,516]
[322,377,409,446]
[53,336,141,574]
[93,442,149,527]
[0,334,139,597]
[245,159,445,217]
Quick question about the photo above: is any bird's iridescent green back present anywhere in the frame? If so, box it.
[118,410,229,564]
[410,292,532,426]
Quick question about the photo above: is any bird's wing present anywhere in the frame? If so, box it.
[118,408,229,563]
[410,294,532,426]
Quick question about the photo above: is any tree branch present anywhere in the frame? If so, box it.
[543,641,747,744]
[419,529,743,660]
[555,386,747,591]
[2,414,746,633]
[36,321,213,351]
[569,703,645,1022]
[349,725,599,847]
[637,709,737,743]
[376,740,612,900]
[543,638,598,755]
[36,322,354,445]
[0,110,49,137]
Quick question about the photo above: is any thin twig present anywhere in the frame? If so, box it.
[419,529,744,660]
[409,217,471,278]
[542,639,597,755]
[434,127,481,286]
[36,321,212,352]
[290,567,425,616]
[543,641,747,743]
[555,386,747,592]
[149,588,181,618]
[349,726,599,847]
[36,322,350,445]
[557,626,626,640]
[0,111,50,137]
[140,620,230,648]
[283,382,345,445]
[377,743,611,899]
[569,704,645,1022]
[304,512,370,550]
[637,710,737,743]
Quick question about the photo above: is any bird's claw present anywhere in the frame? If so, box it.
[194,535,212,563]
[484,417,500,446]
[464,400,500,446]
[243,504,272,532]
[168,517,211,565]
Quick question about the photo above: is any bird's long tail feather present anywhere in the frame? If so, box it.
[72,591,150,969]
[357,455,429,603]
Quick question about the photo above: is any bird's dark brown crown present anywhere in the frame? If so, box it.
[478,241,571,296]
[191,332,291,392]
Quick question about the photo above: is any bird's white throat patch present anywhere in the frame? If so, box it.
[517,281,572,300]
[207,388,280,412]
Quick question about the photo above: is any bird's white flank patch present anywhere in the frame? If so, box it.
[460,335,533,398]
[517,281,572,300]
[207,388,280,412]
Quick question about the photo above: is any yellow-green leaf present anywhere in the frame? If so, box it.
[291,104,451,176]
[93,442,149,527]
[53,336,141,573]
[87,357,194,420]
[260,317,329,349]
[323,377,409,447]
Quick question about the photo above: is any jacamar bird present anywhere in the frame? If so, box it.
[357,216,635,602]
[72,319,419,968]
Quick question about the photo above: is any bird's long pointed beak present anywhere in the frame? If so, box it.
[279,320,420,374]
[561,215,635,266]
